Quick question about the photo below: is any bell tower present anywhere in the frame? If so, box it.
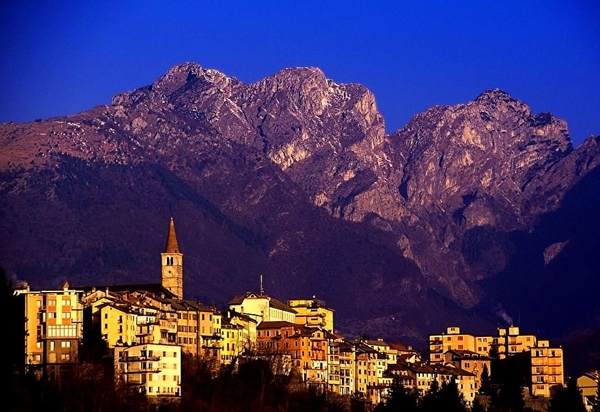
[161,217,183,299]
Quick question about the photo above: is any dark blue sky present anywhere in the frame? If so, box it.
[1,1,598,147]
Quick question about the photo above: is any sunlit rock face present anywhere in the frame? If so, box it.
[1,62,599,344]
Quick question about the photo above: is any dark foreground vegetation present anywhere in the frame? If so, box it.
[6,354,599,412]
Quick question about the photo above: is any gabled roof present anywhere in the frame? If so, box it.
[439,363,475,377]
[389,342,416,352]
[364,339,390,348]
[446,349,491,360]
[224,309,258,324]
[269,297,297,313]
[256,320,297,330]
[583,370,600,381]
[169,299,215,312]
[228,292,297,313]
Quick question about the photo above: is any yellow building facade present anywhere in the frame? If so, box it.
[288,298,334,332]
[496,326,537,358]
[16,281,83,379]
[530,340,564,397]
[114,343,181,399]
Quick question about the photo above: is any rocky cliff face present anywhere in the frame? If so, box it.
[1,62,598,344]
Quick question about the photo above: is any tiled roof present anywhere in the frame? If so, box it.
[256,320,297,330]
[447,349,491,359]
[389,342,415,352]
[584,370,600,380]
[224,309,258,323]
[438,364,475,377]
[169,299,215,312]
[365,339,390,347]
[78,283,177,299]
[268,297,297,313]
[228,292,297,313]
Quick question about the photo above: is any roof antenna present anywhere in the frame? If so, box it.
[260,274,264,295]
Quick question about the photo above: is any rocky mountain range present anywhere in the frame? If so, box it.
[1,62,599,350]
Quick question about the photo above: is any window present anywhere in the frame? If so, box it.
[50,341,55,351]
[61,341,71,348]
[62,312,71,319]
[61,353,71,361]
[62,298,71,306]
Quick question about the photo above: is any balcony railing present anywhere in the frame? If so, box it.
[122,367,161,374]
[119,355,161,362]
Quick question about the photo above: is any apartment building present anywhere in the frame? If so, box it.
[530,340,564,397]
[170,299,222,359]
[429,326,493,363]
[114,343,181,399]
[15,281,83,379]
[444,349,491,393]
[288,297,334,332]
[220,321,244,365]
[223,310,257,354]
[496,326,537,358]
[430,325,564,399]
[229,292,297,324]
[577,370,599,409]
[339,340,356,395]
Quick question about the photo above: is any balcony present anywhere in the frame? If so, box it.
[124,376,146,385]
[119,355,161,362]
[122,366,161,374]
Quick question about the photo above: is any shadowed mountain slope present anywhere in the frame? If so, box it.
[1,62,598,345]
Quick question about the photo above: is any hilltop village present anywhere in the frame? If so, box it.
[11,218,599,411]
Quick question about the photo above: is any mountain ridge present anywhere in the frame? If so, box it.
[1,62,598,348]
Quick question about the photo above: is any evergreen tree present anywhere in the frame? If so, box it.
[471,396,486,412]
[548,378,587,412]
[420,378,441,412]
[1,267,23,394]
[381,376,418,411]
[479,363,491,395]
[437,380,468,412]
[491,357,525,412]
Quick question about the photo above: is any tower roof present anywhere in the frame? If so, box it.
[164,217,180,253]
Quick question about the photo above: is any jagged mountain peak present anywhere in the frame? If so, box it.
[475,88,517,103]
[153,62,234,92]
[1,62,599,346]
